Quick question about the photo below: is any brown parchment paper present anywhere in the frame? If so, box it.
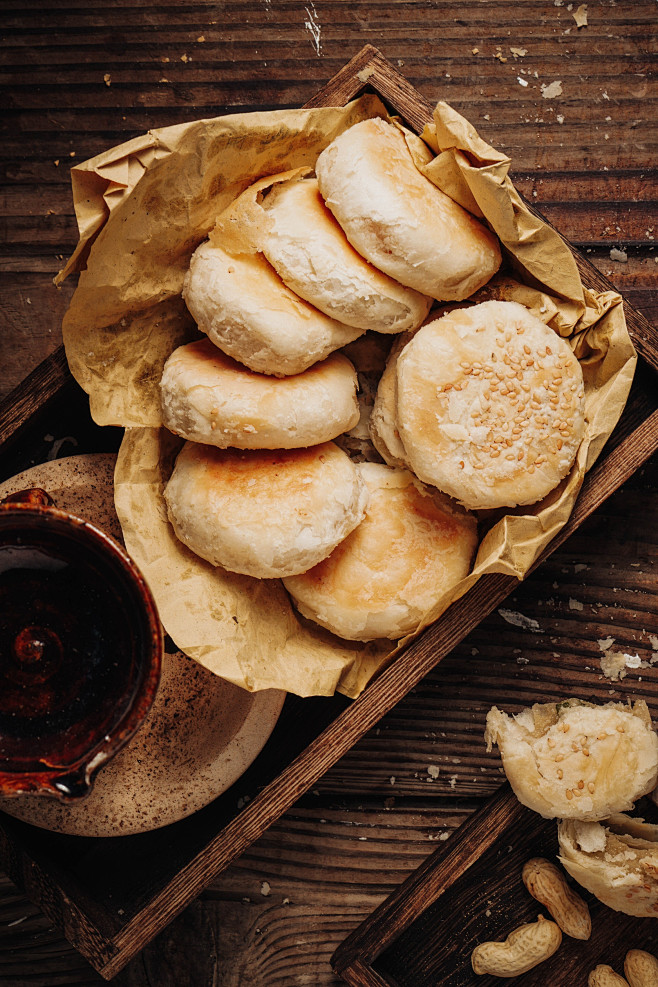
[60,96,636,699]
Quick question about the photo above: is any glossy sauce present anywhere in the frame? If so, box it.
[0,537,141,771]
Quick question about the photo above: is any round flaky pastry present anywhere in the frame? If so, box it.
[396,300,586,509]
[283,463,477,641]
[182,240,362,376]
[369,330,415,469]
[558,814,658,918]
[164,441,368,579]
[315,117,502,301]
[260,177,432,333]
[160,339,359,449]
[485,699,658,821]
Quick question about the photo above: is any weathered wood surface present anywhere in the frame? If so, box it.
[1,3,657,985]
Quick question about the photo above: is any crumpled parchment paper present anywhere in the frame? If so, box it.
[59,94,636,698]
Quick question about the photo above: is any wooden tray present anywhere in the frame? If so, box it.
[331,783,658,986]
[0,45,657,980]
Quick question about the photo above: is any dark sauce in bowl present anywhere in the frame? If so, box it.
[0,506,162,798]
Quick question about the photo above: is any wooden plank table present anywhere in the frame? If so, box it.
[1,3,656,984]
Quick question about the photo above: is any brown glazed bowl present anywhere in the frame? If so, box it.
[0,488,163,801]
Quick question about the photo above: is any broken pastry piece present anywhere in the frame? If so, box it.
[558,814,658,918]
[485,699,658,821]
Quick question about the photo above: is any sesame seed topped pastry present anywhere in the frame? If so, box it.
[396,300,586,510]
[315,117,502,301]
[160,340,359,450]
[558,814,658,918]
[260,177,432,333]
[485,699,658,821]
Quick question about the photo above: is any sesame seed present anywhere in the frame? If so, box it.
[597,733,606,740]
[578,780,584,789]
[473,463,484,470]
[460,361,470,369]
[547,737,556,748]
[490,450,500,458]
[454,383,462,391]
[566,789,573,800]
[555,753,564,762]
[505,453,515,461]
[571,742,579,752]
[583,748,590,757]
[588,782,595,793]
[616,725,625,733]
[557,768,563,779]
[573,787,582,797]
[523,345,531,355]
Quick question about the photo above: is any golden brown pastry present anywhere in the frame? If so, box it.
[164,441,368,579]
[160,340,359,449]
[315,117,502,300]
[283,463,477,640]
[182,240,362,376]
[396,300,586,509]
[558,814,658,918]
[485,699,658,821]
[261,177,432,332]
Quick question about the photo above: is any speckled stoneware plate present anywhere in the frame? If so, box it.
[0,454,286,837]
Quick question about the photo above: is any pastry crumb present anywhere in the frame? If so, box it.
[541,80,563,99]
[498,609,543,633]
[573,3,588,27]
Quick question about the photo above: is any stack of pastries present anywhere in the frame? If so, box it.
[159,116,586,643]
